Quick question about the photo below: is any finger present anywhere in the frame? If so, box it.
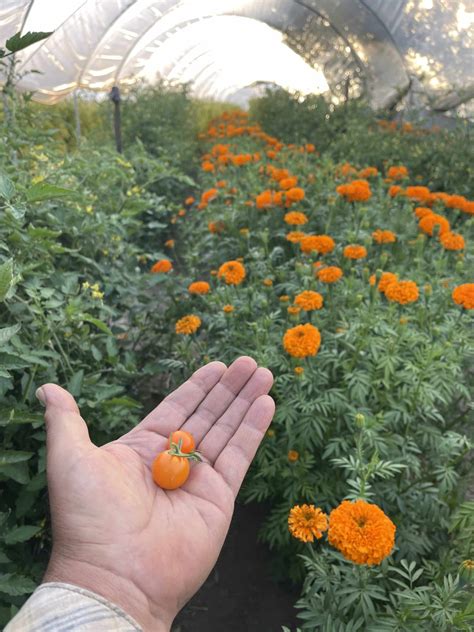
[180,356,258,443]
[137,360,227,436]
[214,395,275,497]
[36,384,92,465]
[197,367,273,463]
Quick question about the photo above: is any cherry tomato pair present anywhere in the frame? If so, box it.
[151,430,201,490]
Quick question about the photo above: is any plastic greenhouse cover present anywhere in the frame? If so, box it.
[0,0,472,110]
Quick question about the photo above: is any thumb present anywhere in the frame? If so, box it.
[36,384,92,461]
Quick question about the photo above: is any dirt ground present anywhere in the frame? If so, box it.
[172,501,300,632]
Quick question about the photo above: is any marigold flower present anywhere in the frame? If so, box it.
[223,304,235,314]
[273,191,285,206]
[338,162,357,177]
[287,450,299,462]
[386,165,408,180]
[289,504,328,543]
[445,194,467,210]
[385,280,419,304]
[218,260,246,285]
[439,231,465,251]
[372,229,396,244]
[280,176,298,190]
[188,281,210,295]
[185,196,195,205]
[175,314,201,335]
[328,500,396,565]
[263,278,273,287]
[256,189,273,209]
[165,239,175,248]
[216,180,227,188]
[286,231,306,244]
[419,213,450,236]
[239,227,250,236]
[208,220,225,234]
[285,187,305,203]
[279,295,290,302]
[294,366,304,375]
[283,323,321,358]
[300,235,335,255]
[201,160,215,172]
[388,185,403,197]
[317,266,343,283]
[201,188,218,204]
[344,245,367,259]
[284,211,308,225]
[151,259,172,273]
[359,167,378,178]
[294,291,323,311]
[452,284,474,309]
[369,271,398,293]
[305,143,315,153]
[337,180,371,202]
[414,206,433,219]
[406,186,433,204]
[287,306,301,315]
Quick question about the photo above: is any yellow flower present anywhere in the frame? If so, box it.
[91,290,104,300]
[85,205,93,214]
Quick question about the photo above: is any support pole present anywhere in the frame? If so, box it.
[110,85,122,153]
[73,90,81,147]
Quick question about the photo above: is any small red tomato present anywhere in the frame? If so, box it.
[152,452,190,490]
[168,430,195,454]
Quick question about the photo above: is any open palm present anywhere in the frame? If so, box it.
[40,356,275,631]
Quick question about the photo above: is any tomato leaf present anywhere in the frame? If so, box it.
[5,31,53,54]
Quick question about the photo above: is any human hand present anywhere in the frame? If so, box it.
[38,356,274,631]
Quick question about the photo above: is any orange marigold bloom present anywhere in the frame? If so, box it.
[339,162,357,177]
[151,259,172,273]
[263,278,273,287]
[369,271,398,293]
[279,295,290,302]
[372,229,396,244]
[285,187,305,203]
[344,244,367,259]
[317,266,343,283]
[386,165,408,180]
[201,160,215,172]
[283,323,321,358]
[288,504,328,543]
[337,180,372,202]
[216,180,227,188]
[284,211,308,225]
[188,281,210,295]
[184,196,195,205]
[175,314,201,335]
[165,239,175,248]
[295,290,323,311]
[287,450,299,462]
[305,143,316,153]
[414,206,433,219]
[445,194,467,210]
[201,188,218,204]
[452,284,474,309]
[440,231,465,251]
[388,185,403,197]
[328,500,396,565]
[256,189,273,209]
[178,209,186,217]
[294,366,304,375]
[273,191,285,206]
[300,235,335,255]
[419,213,450,236]
[208,220,225,234]
[287,306,301,315]
[359,167,379,178]
[280,176,298,190]
[286,231,306,244]
[461,200,474,215]
[223,304,234,314]
[218,260,246,285]
[385,280,419,304]
[406,186,433,204]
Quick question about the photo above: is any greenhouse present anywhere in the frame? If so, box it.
[0,1,473,631]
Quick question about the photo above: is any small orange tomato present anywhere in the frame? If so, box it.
[168,430,195,453]
[152,452,190,489]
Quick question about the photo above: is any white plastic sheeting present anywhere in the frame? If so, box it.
[0,0,472,109]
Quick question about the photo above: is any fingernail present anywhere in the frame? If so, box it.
[35,387,46,406]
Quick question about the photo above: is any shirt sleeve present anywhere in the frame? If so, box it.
[4,582,143,631]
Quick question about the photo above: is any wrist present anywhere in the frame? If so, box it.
[43,554,171,632]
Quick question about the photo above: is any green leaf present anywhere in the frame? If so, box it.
[5,31,53,54]
[3,525,41,545]
[0,462,30,484]
[0,551,11,564]
[0,174,15,201]
[0,573,36,596]
[82,314,112,335]
[67,369,84,397]
[26,182,74,203]
[0,450,33,467]
[0,324,20,345]
[0,353,29,370]
[0,259,13,301]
